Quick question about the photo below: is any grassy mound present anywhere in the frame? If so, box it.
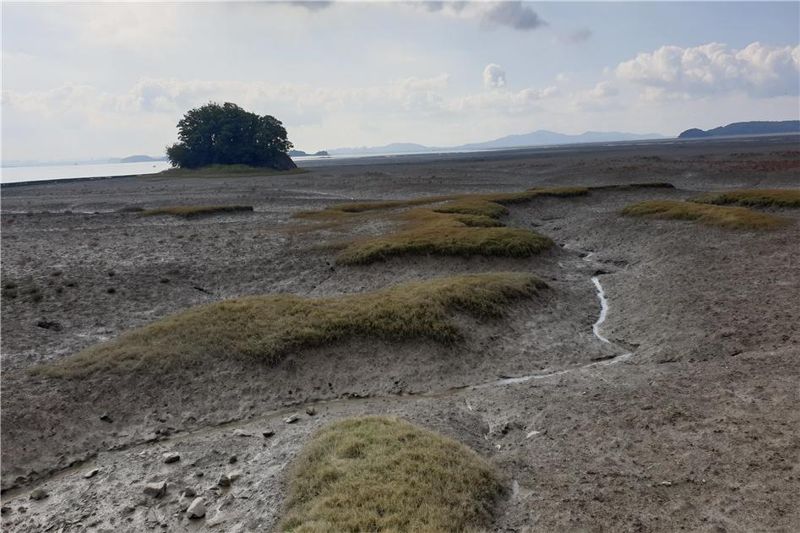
[297,187,588,264]
[37,273,545,377]
[280,416,503,532]
[141,205,254,217]
[691,189,800,208]
[621,200,789,230]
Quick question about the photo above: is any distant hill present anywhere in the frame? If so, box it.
[328,131,664,156]
[119,154,167,163]
[678,121,800,139]
[288,150,330,157]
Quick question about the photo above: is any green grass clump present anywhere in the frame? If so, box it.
[621,200,789,230]
[140,205,254,217]
[36,272,545,377]
[280,416,503,532]
[691,189,800,208]
[148,165,308,179]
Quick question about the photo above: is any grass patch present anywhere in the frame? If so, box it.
[591,182,675,191]
[296,187,589,264]
[691,189,800,208]
[621,200,789,230]
[280,416,503,532]
[145,164,308,179]
[36,272,545,378]
[140,205,254,217]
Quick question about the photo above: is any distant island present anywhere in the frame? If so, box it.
[327,129,664,156]
[119,154,168,163]
[288,150,329,157]
[678,120,800,139]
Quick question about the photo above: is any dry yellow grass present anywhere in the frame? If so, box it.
[36,272,545,377]
[280,416,503,532]
[691,189,800,208]
[299,187,589,264]
[621,200,789,230]
[141,205,254,217]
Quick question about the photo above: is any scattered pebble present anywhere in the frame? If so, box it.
[232,429,252,437]
[182,487,197,498]
[163,452,180,464]
[29,488,48,501]
[526,430,541,438]
[186,498,206,519]
[84,468,99,479]
[262,430,275,438]
[99,413,113,423]
[143,481,167,498]
[228,455,238,464]
[284,414,300,424]
[305,407,316,416]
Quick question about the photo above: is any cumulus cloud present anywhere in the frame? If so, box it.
[572,81,620,111]
[616,41,800,98]
[290,1,333,12]
[483,64,507,89]
[418,1,546,31]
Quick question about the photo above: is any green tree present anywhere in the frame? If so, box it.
[166,102,296,169]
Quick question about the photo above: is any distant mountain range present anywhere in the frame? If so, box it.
[678,120,800,139]
[327,130,665,156]
[118,154,167,163]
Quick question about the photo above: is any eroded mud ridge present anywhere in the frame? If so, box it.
[2,138,799,531]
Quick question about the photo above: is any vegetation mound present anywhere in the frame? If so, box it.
[621,200,789,229]
[37,273,545,377]
[280,416,503,532]
[691,189,800,208]
[298,187,589,264]
[141,205,254,217]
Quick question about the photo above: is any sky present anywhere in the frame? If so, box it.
[1,1,799,161]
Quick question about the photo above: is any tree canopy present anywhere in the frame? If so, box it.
[166,102,296,170]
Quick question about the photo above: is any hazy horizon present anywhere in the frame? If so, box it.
[2,1,799,161]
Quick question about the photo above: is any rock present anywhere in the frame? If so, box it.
[29,488,48,501]
[182,487,197,498]
[305,407,316,416]
[163,452,180,464]
[84,468,99,479]
[186,498,206,519]
[283,414,299,424]
[99,413,113,423]
[35,320,62,331]
[227,470,242,482]
[217,474,231,488]
[1,506,11,514]
[229,455,238,464]
[232,429,252,437]
[143,481,167,498]
[262,430,275,438]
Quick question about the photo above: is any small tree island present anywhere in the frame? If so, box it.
[166,102,297,170]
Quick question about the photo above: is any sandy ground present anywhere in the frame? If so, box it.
[1,137,799,531]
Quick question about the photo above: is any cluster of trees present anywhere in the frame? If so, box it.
[166,102,296,170]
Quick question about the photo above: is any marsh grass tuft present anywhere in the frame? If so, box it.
[621,200,789,230]
[280,416,503,532]
[36,272,545,378]
[141,205,254,217]
[295,187,590,264]
[691,189,800,208]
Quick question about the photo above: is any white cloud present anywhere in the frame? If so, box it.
[616,41,800,98]
[483,64,507,89]
[572,81,620,111]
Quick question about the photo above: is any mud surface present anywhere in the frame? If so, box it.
[2,137,799,531]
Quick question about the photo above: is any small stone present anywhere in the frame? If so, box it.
[181,487,197,498]
[305,407,316,416]
[29,488,48,501]
[143,481,167,498]
[1,506,11,514]
[186,497,206,519]
[232,429,252,437]
[283,414,299,424]
[660,481,673,487]
[99,413,113,423]
[217,474,231,488]
[262,430,275,438]
[227,470,242,482]
[84,468,99,479]
[228,455,238,464]
[163,452,180,464]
